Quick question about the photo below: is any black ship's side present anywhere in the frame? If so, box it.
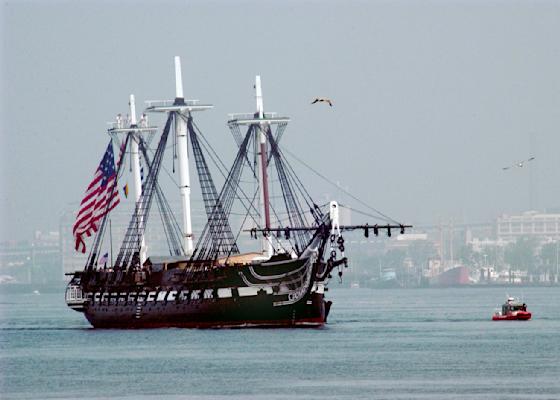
[66,58,409,328]
[67,247,338,328]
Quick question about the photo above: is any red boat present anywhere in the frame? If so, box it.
[492,297,531,321]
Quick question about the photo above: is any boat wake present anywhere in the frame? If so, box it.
[0,326,93,331]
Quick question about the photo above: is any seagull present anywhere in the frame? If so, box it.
[502,156,535,170]
[311,97,333,107]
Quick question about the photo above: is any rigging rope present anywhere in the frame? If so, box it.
[282,147,401,225]
[114,113,174,270]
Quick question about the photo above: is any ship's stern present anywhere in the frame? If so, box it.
[65,276,87,313]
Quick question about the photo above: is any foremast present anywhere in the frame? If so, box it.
[227,77,291,259]
[255,76,273,258]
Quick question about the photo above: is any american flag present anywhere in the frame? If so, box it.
[73,141,121,253]
[99,252,109,267]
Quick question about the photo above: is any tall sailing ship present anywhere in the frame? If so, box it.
[65,57,409,328]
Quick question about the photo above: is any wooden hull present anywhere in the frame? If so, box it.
[67,255,334,329]
[83,292,329,328]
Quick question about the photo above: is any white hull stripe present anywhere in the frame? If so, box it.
[85,286,279,304]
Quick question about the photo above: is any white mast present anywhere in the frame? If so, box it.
[109,97,156,266]
[128,94,147,265]
[255,76,273,258]
[174,56,194,256]
[255,75,264,118]
[145,56,213,257]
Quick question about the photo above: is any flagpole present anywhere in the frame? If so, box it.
[110,218,113,267]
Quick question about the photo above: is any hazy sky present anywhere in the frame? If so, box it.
[2,0,560,242]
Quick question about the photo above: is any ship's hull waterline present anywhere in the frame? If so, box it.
[81,292,330,329]
[67,255,334,328]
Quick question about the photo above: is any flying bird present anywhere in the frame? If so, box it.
[311,97,333,107]
[502,156,536,170]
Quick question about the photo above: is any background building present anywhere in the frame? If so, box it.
[0,231,61,286]
[497,211,560,243]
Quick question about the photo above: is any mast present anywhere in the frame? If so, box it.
[108,96,157,266]
[128,95,147,265]
[174,57,194,256]
[255,76,273,257]
[145,56,213,256]
[226,78,290,258]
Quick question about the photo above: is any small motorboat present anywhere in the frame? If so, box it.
[492,297,531,321]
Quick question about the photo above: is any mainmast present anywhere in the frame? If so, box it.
[173,57,194,256]
[146,56,213,256]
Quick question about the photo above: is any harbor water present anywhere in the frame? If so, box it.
[1,286,559,399]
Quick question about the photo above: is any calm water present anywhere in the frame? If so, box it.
[1,286,559,400]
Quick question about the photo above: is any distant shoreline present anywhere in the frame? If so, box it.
[337,283,560,289]
[1,282,559,296]
[0,282,66,295]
